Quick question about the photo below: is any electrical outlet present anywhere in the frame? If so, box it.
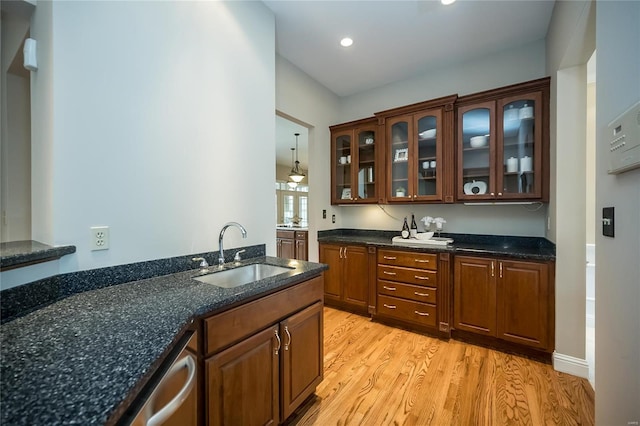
[323,209,327,219]
[90,226,110,251]
[332,214,336,224]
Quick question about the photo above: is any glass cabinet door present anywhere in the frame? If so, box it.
[498,92,542,199]
[355,127,377,201]
[333,130,352,202]
[387,116,411,200]
[458,102,495,199]
[414,110,442,200]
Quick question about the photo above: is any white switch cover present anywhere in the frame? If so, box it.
[90,226,110,250]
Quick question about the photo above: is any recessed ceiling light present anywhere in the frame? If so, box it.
[340,37,353,47]
[441,0,456,5]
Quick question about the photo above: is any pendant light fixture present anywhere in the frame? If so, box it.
[288,133,305,183]
[287,148,298,188]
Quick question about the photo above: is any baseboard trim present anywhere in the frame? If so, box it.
[553,351,589,378]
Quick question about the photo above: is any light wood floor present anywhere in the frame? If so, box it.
[289,307,594,426]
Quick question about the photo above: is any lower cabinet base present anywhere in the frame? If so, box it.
[371,314,450,340]
[324,299,369,316]
[329,305,553,362]
[451,329,552,364]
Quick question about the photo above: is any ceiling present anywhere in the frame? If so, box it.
[264,0,556,97]
[266,0,556,171]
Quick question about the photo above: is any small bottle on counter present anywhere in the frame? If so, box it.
[410,214,418,238]
[401,217,410,239]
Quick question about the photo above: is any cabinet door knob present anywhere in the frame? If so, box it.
[490,192,495,196]
[498,192,503,196]
[491,261,495,277]
[499,262,503,278]
[414,310,430,317]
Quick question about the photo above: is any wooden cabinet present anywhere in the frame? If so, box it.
[453,255,553,351]
[276,229,308,260]
[330,117,381,204]
[375,95,457,203]
[374,249,442,332]
[294,231,308,261]
[207,326,280,426]
[456,77,550,202]
[204,276,324,426]
[453,256,496,336]
[280,302,323,419]
[319,243,370,313]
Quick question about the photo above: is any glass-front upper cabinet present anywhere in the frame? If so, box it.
[457,78,549,202]
[387,109,444,202]
[330,117,379,204]
[332,129,352,203]
[458,102,496,200]
[497,92,543,199]
[414,110,443,201]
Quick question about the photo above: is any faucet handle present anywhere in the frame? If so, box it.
[192,257,209,271]
[234,250,246,262]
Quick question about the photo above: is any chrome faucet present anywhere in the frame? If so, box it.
[218,222,247,266]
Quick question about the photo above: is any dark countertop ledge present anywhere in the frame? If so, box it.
[0,240,76,270]
[317,229,555,261]
[0,256,327,425]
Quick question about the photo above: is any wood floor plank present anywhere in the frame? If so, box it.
[288,307,594,426]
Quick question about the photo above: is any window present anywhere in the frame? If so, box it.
[276,181,308,226]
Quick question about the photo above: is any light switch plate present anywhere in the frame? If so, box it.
[602,207,615,237]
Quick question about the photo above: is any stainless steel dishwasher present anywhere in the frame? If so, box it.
[130,333,198,426]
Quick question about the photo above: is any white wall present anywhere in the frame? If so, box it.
[1,7,32,242]
[594,1,640,423]
[340,40,546,122]
[336,40,548,236]
[27,1,275,275]
[545,0,595,376]
[276,56,341,261]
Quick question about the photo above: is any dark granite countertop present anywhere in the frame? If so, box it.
[0,240,76,271]
[0,256,327,425]
[317,229,555,261]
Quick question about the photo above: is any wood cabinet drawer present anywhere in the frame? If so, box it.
[204,275,323,356]
[277,230,295,239]
[294,231,307,240]
[377,265,437,287]
[378,249,437,270]
[378,279,437,304]
[378,295,436,327]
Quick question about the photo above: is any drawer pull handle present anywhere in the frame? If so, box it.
[414,259,430,263]
[383,285,397,291]
[414,291,430,297]
[383,303,397,309]
[383,271,397,276]
[383,256,397,260]
[414,310,430,317]
[414,275,430,280]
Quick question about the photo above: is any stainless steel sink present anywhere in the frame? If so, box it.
[193,264,295,288]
